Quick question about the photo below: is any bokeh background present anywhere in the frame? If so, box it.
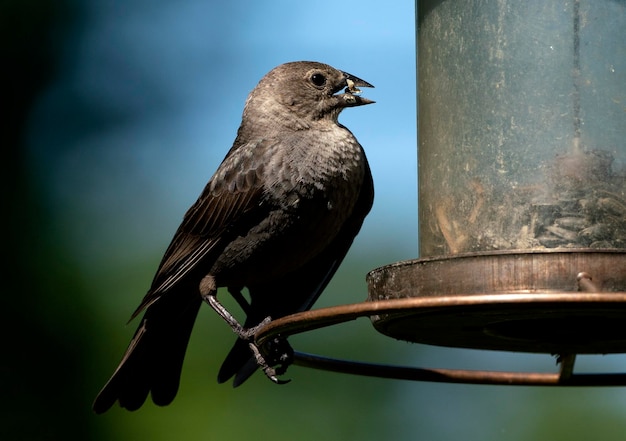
[5,0,626,439]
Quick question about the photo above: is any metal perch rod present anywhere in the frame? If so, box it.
[254,295,626,386]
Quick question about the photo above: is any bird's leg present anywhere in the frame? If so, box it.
[200,275,291,382]
[200,277,270,340]
[206,293,246,337]
[209,293,271,339]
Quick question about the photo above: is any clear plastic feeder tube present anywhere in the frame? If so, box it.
[418,0,626,256]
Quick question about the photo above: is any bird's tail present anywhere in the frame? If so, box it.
[93,292,201,413]
[217,335,259,386]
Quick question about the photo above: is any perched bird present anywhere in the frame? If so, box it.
[93,61,374,413]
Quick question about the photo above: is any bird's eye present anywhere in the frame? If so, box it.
[310,73,327,87]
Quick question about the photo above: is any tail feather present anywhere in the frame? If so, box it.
[93,293,201,413]
[217,337,258,386]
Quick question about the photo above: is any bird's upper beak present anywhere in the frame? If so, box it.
[342,71,374,90]
[335,71,375,106]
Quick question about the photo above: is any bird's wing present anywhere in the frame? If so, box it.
[129,139,274,319]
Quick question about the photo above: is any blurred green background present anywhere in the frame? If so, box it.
[5,0,626,440]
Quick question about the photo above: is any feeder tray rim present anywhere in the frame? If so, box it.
[256,293,626,343]
[367,248,626,275]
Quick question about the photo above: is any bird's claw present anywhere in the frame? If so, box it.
[248,335,294,385]
[267,371,291,385]
[261,357,292,385]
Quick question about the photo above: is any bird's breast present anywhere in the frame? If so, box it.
[284,135,365,218]
[214,129,366,285]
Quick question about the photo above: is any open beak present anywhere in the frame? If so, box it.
[337,71,375,106]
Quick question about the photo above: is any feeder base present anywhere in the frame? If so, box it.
[366,250,626,353]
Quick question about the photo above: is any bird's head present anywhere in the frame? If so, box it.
[244,61,374,127]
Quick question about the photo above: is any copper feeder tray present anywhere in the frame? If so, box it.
[254,250,626,386]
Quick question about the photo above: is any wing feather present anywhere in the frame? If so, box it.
[130,139,275,318]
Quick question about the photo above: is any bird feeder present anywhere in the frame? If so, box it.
[256,0,626,385]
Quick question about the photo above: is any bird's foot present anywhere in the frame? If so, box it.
[203,291,294,382]
[248,337,294,384]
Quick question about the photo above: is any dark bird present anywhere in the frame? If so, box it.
[93,61,374,413]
